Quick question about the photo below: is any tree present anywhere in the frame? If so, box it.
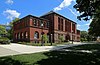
[81,31,88,41]
[9,18,20,27]
[8,18,20,40]
[88,16,100,36]
[0,25,7,36]
[80,31,94,42]
[74,0,100,21]
[74,0,100,37]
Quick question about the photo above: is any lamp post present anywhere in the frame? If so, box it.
[41,23,44,46]
[72,30,73,44]
[50,34,52,45]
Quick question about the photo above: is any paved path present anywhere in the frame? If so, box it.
[0,42,87,57]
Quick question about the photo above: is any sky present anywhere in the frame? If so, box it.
[0,0,92,31]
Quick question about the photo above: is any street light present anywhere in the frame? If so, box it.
[72,30,73,44]
[50,34,52,45]
[41,23,44,46]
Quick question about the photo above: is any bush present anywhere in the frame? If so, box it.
[58,35,64,43]
[0,37,10,44]
[17,42,26,44]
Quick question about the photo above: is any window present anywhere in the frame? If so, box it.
[46,21,49,28]
[72,23,75,33]
[15,33,17,39]
[65,20,67,31]
[20,32,24,39]
[38,20,40,27]
[17,33,20,39]
[61,19,63,31]
[33,19,37,26]
[24,31,28,39]
[40,20,43,27]
[34,31,39,39]
[58,17,60,30]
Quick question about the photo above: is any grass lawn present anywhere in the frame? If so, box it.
[0,44,100,65]
[66,43,100,51]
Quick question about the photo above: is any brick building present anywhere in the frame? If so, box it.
[13,11,80,43]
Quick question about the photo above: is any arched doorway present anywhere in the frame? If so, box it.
[65,34,70,42]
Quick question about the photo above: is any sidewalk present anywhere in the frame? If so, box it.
[0,43,85,57]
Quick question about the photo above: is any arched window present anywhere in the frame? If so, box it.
[17,33,20,39]
[15,33,17,39]
[24,31,28,39]
[22,33,24,39]
[34,31,39,39]
[20,32,24,39]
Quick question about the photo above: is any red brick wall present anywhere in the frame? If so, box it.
[13,15,49,42]
[30,28,48,41]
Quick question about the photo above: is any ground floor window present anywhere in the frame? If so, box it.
[34,31,39,39]
[24,31,28,39]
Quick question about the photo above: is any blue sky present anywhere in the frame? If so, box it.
[0,0,91,31]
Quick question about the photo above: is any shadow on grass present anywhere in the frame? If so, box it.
[65,44,100,51]
[0,44,100,65]
[34,51,100,65]
[0,56,27,65]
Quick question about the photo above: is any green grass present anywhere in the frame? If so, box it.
[0,52,48,65]
[1,44,100,65]
[66,44,100,51]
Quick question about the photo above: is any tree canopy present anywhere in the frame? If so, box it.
[74,0,100,37]
[9,18,20,27]
[74,0,100,20]
[7,18,20,39]
[0,25,7,35]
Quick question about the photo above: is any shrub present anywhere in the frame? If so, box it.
[17,42,26,44]
[0,37,10,44]
[58,35,64,43]
[43,34,48,43]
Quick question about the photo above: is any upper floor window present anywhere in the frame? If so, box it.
[58,17,60,30]
[40,20,44,27]
[61,19,63,31]
[33,19,37,26]
[38,20,40,27]
[65,21,67,31]
[46,21,49,28]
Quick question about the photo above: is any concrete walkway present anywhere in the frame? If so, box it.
[0,43,86,57]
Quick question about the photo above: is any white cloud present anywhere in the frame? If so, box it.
[67,8,77,17]
[6,0,13,4]
[53,0,74,11]
[3,9,21,20]
[53,0,78,17]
